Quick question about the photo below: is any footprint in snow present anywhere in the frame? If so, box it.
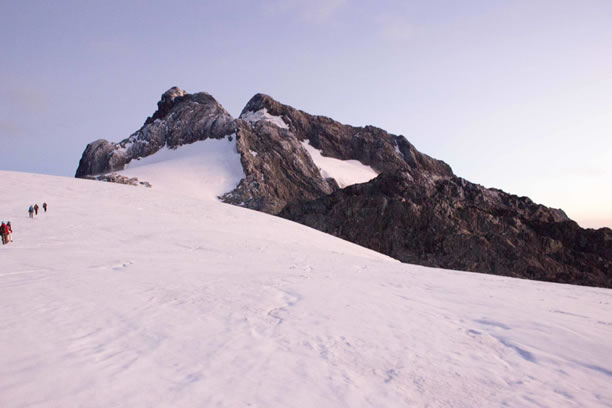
[112,261,134,270]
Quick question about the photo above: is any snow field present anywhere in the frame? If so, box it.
[1,169,611,408]
[119,135,245,200]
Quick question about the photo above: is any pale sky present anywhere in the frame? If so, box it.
[1,0,610,228]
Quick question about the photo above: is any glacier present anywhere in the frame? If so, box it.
[1,162,611,407]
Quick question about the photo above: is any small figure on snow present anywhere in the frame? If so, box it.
[28,206,34,218]
[0,222,8,245]
[6,221,12,242]
[34,204,39,215]
[43,202,48,213]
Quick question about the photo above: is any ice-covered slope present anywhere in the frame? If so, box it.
[1,169,611,408]
[118,135,244,200]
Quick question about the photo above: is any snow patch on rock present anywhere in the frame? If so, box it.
[394,140,403,157]
[119,135,244,200]
[240,108,289,129]
[301,141,379,188]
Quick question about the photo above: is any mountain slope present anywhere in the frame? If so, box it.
[281,170,612,287]
[74,88,612,287]
[2,169,612,407]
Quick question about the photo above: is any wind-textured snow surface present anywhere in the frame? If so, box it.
[1,169,612,408]
[301,141,379,188]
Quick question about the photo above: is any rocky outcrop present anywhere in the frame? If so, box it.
[75,139,127,178]
[76,88,453,214]
[220,93,454,212]
[239,93,453,177]
[75,87,235,178]
[84,173,152,187]
[222,120,338,214]
[280,171,611,287]
[76,88,342,212]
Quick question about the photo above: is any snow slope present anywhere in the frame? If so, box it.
[1,168,612,408]
[119,136,244,200]
[240,108,290,129]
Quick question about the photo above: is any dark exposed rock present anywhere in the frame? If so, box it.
[85,173,151,187]
[75,87,235,178]
[280,171,611,288]
[222,120,338,214]
[75,139,127,178]
[240,93,453,177]
[220,93,454,212]
[144,86,188,125]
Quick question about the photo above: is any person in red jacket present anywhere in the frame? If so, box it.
[0,222,7,245]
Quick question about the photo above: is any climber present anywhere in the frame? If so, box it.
[0,222,8,245]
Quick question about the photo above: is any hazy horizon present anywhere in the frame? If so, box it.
[1,0,610,229]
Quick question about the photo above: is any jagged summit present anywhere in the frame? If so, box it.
[144,87,226,125]
[240,93,285,117]
[162,86,188,101]
[75,87,235,178]
[144,86,188,124]
[161,86,188,105]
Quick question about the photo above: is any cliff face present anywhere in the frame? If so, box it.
[220,119,338,214]
[219,93,454,213]
[75,88,612,287]
[239,93,453,177]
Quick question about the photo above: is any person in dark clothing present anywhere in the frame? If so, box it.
[0,222,7,245]
[34,204,39,215]
[43,202,48,213]
[28,206,34,218]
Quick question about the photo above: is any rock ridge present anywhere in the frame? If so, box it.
[75,87,235,177]
[280,170,611,287]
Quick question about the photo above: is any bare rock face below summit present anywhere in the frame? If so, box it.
[221,119,338,214]
[280,171,612,287]
[75,87,612,288]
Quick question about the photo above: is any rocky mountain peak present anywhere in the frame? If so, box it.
[162,86,187,102]
[75,88,611,287]
[144,87,188,124]
[240,93,284,118]
[145,87,227,125]
[240,94,453,178]
[76,87,235,178]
